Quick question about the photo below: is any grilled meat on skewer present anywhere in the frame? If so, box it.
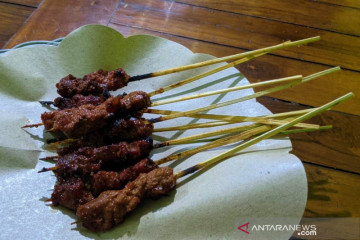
[56,68,129,98]
[51,158,158,210]
[76,167,176,231]
[41,91,151,138]
[52,139,153,178]
[53,93,109,109]
[91,158,158,196]
[51,177,94,211]
[76,117,154,147]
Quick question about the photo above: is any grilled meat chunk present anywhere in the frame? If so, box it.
[56,68,129,97]
[76,167,176,231]
[41,91,150,138]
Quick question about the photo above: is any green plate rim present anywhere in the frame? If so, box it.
[0,38,64,54]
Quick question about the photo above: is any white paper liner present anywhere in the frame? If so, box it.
[0,25,307,239]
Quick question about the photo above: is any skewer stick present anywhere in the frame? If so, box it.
[130,36,320,82]
[148,108,327,130]
[151,75,302,106]
[149,67,340,123]
[175,92,354,178]
[38,166,57,173]
[146,107,315,120]
[151,108,321,129]
[22,123,44,128]
[276,125,332,136]
[189,125,333,143]
[156,116,319,163]
[154,123,262,147]
[155,125,273,165]
[47,138,77,149]
[39,156,58,161]
[157,120,329,147]
[39,101,54,106]
[148,53,266,97]
[153,120,233,132]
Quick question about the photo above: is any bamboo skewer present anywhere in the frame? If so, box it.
[47,138,77,148]
[147,108,326,131]
[189,125,332,143]
[22,123,44,128]
[154,123,262,148]
[149,67,340,123]
[155,125,274,165]
[276,125,332,136]
[146,107,316,120]
[175,92,354,178]
[39,156,58,161]
[154,118,326,147]
[130,37,320,82]
[153,120,233,132]
[151,108,320,129]
[38,166,57,173]
[151,75,302,106]
[148,53,266,97]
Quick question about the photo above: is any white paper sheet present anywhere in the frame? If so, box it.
[0,25,307,239]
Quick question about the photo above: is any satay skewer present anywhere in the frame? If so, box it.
[42,36,320,108]
[130,36,320,82]
[42,52,267,108]
[45,109,321,150]
[23,74,303,129]
[39,118,328,172]
[44,100,324,149]
[41,66,300,110]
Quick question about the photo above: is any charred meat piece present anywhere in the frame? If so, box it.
[76,167,176,231]
[51,158,157,211]
[105,118,154,142]
[41,97,116,138]
[92,158,158,196]
[53,94,107,110]
[51,177,94,211]
[41,91,150,138]
[78,118,154,147]
[56,68,130,97]
[56,144,81,156]
[55,139,153,178]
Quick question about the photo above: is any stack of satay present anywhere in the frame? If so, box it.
[23,36,353,232]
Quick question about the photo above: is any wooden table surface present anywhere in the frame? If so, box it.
[1,0,359,238]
